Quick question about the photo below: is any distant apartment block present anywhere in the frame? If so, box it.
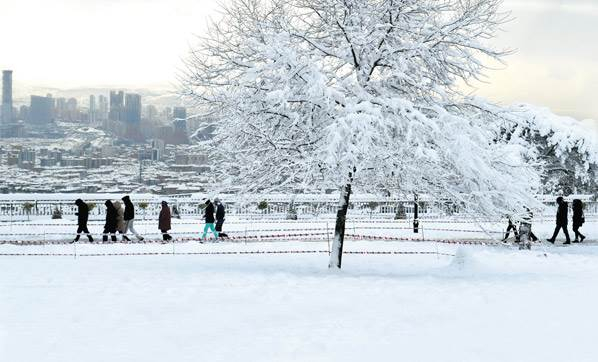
[1,70,13,124]
[29,95,55,124]
[109,91,124,121]
[124,93,141,123]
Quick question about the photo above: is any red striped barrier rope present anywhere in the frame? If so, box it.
[5,217,592,227]
[0,250,456,257]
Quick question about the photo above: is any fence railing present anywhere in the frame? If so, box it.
[0,194,596,221]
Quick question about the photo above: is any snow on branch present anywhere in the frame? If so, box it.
[181,0,541,218]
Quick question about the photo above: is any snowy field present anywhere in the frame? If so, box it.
[1,218,598,362]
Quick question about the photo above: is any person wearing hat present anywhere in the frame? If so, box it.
[201,198,218,241]
[547,196,571,245]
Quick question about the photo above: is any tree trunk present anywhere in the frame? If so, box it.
[328,182,352,269]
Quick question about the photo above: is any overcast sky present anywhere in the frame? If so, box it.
[1,0,597,121]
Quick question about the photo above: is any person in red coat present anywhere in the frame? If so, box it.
[159,201,172,241]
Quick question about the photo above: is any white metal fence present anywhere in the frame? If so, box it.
[0,194,596,222]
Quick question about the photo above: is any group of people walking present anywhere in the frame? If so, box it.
[71,196,228,243]
[503,197,587,246]
[72,195,145,243]
[201,198,228,240]
[72,195,587,244]
[546,197,586,245]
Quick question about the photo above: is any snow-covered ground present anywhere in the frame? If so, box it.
[1,219,597,361]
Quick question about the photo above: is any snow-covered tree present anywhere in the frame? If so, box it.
[182,0,540,268]
[502,104,598,195]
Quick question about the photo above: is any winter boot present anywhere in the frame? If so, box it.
[546,239,555,244]
[580,235,586,242]
[563,240,571,245]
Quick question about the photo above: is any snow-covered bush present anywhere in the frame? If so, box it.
[367,201,379,219]
[51,207,62,219]
[286,202,298,220]
[138,202,149,220]
[257,200,269,214]
[22,202,34,221]
[394,203,406,220]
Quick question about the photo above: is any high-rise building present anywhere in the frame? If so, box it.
[172,107,188,144]
[18,105,29,121]
[55,97,67,120]
[29,95,55,124]
[162,107,172,123]
[1,70,13,123]
[124,93,141,123]
[98,95,108,121]
[89,95,96,122]
[109,91,124,121]
[67,98,77,111]
[66,97,78,121]
[173,106,187,120]
[145,105,157,122]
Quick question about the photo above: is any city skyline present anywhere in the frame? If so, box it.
[1,0,598,124]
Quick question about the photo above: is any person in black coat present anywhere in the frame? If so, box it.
[214,197,228,238]
[103,200,118,242]
[159,201,172,241]
[547,196,571,245]
[502,216,519,242]
[71,199,94,243]
[121,195,144,241]
[572,199,586,243]
[201,199,218,241]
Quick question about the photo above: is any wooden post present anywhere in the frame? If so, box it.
[413,193,419,233]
